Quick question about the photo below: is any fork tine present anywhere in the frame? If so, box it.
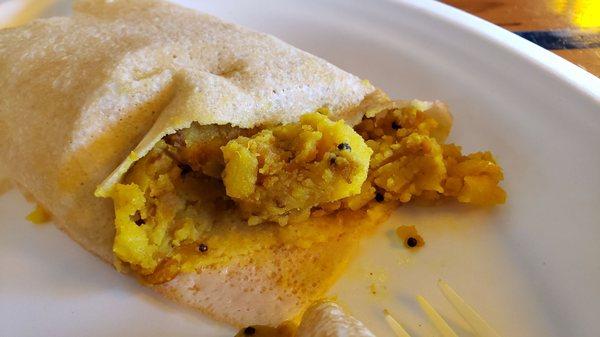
[438,280,502,337]
[383,309,412,337]
[417,295,460,337]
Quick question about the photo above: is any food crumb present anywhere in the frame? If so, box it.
[26,204,51,224]
[395,225,424,249]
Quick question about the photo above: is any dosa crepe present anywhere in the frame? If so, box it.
[0,0,505,327]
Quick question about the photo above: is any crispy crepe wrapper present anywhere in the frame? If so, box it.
[0,0,374,326]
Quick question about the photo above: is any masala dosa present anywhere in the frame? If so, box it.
[0,0,506,329]
[0,0,374,326]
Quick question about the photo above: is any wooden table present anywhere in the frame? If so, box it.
[444,0,600,77]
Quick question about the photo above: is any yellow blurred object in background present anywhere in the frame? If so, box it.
[551,0,600,29]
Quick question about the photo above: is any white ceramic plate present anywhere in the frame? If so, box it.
[1,1,599,336]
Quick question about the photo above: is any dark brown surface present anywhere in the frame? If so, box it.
[444,0,600,76]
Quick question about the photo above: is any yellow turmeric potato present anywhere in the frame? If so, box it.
[109,100,505,280]
[222,112,372,226]
[111,142,224,277]
[221,141,258,199]
[111,182,157,272]
[442,144,506,205]
[350,99,505,207]
[164,123,254,178]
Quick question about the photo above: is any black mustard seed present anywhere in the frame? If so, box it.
[337,142,351,151]
[406,237,418,248]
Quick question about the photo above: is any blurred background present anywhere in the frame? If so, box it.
[0,0,598,76]
[444,0,599,76]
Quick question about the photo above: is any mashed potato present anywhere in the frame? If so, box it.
[222,112,372,226]
[109,92,506,281]
[345,97,505,208]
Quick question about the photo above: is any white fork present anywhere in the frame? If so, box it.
[384,280,502,337]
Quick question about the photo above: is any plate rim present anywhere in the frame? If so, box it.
[392,0,600,101]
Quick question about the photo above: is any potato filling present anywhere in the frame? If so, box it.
[109,92,506,281]
[222,113,372,226]
[342,97,506,210]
